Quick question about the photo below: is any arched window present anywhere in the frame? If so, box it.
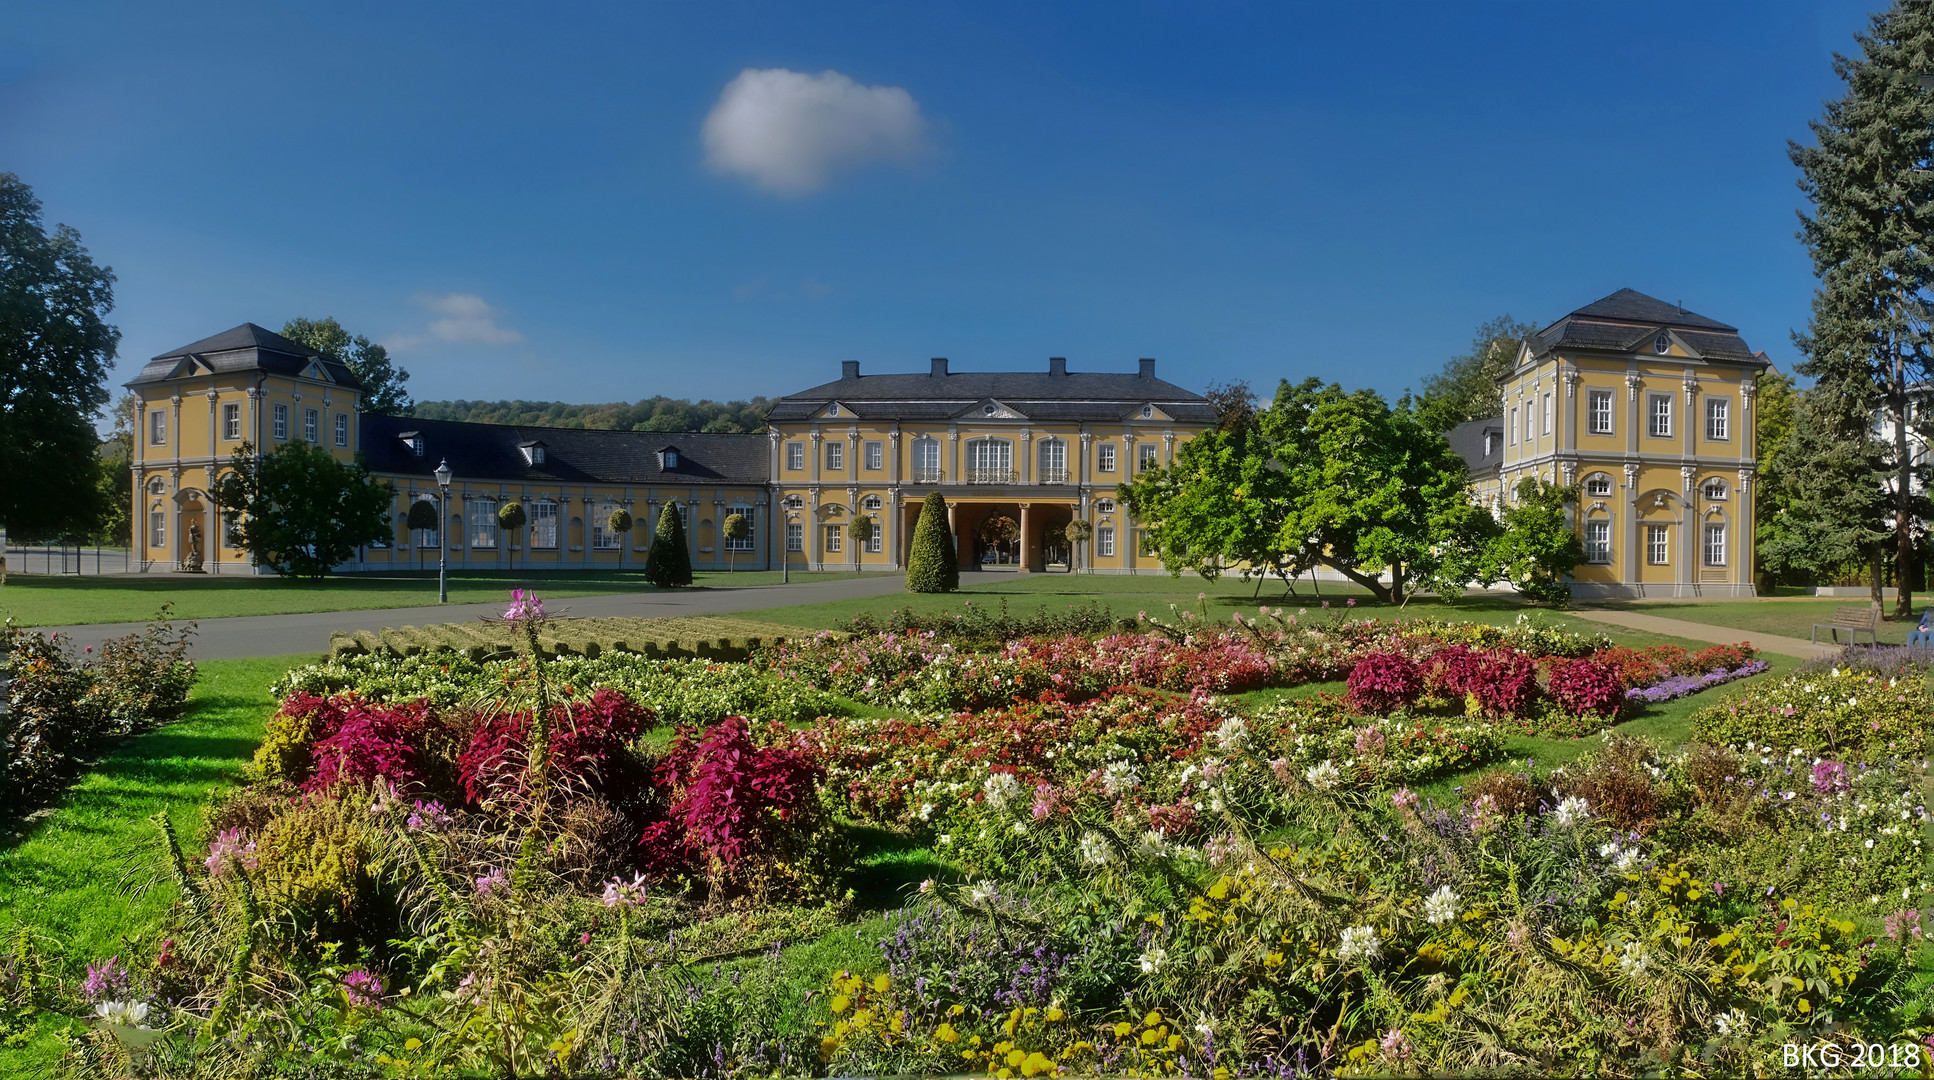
[530,499,559,550]
[471,497,499,549]
[1095,498,1117,514]
[913,437,942,481]
[1038,437,1068,483]
[782,494,805,511]
[1583,473,1613,498]
[592,501,623,549]
[862,494,883,510]
[966,438,1012,483]
[1701,477,1729,501]
[148,501,167,549]
[147,476,166,496]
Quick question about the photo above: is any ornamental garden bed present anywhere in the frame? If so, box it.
[19,598,1931,1078]
[326,614,831,663]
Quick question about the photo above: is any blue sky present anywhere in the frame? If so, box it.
[2,1,1882,413]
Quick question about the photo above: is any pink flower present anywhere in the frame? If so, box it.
[343,969,384,1008]
[475,867,510,896]
[203,828,258,877]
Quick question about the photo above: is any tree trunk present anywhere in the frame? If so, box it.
[1389,559,1405,606]
[1323,559,1394,603]
[1892,349,1915,618]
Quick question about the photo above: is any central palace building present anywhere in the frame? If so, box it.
[124,288,1769,598]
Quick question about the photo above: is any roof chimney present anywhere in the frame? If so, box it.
[841,360,860,380]
[1048,356,1067,376]
[930,357,949,376]
[1138,357,1156,378]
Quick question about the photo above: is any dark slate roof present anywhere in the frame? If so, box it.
[1527,290,1763,365]
[768,362,1216,423]
[1445,417,1504,478]
[359,415,767,486]
[126,323,364,389]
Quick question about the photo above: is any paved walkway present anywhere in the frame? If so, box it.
[34,574,910,661]
[1570,608,1840,659]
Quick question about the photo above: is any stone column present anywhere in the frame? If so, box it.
[1623,463,1640,590]
[1018,503,1032,570]
[810,431,822,484]
[168,468,182,570]
[809,487,822,570]
[889,427,901,485]
[1625,373,1642,456]
[206,391,218,459]
[887,489,902,567]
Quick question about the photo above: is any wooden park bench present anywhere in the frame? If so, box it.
[1811,602,1881,647]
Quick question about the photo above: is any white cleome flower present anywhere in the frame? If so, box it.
[1423,886,1461,927]
[1614,846,1644,874]
[982,771,1025,811]
[1102,759,1142,796]
[965,880,997,906]
[1213,717,1250,752]
[1305,760,1342,791]
[94,1000,151,1028]
[1552,795,1592,828]
[1335,925,1382,963]
[1713,1008,1749,1037]
[1079,831,1116,866]
[1136,830,1174,861]
[1617,941,1649,977]
[1139,946,1167,974]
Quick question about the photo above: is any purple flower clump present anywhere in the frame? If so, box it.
[1625,662,1768,704]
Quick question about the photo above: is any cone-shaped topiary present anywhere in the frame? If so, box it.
[905,491,958,593]
[644,502,694,587]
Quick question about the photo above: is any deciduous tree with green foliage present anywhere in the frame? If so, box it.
[214,441,393,579]
[0,173,121,542]
[848,516,875,574]
[406,498,440,568]
[906,492,958,593]
[1788,1,1934,614]
[722,512,750,572]
[606,506,633,568]
[281,316,413,416]
[643,503,693,587]
[1414,315,1537,434]
[497,501,527,570]
[1062,518,1093,573]
[1484,476,1583,605]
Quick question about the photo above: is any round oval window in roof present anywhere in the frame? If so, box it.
[983,403,997,416]
[1654,334,1671,354]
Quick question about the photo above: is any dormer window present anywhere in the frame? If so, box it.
[519,441,546,465]
[1140,404,1154,419]
[1654,334,1671,355]
[827,403,840,417]
[398,432,425,457]
[659,447,680,469]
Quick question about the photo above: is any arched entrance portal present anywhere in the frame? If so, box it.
[976,513,1020,566]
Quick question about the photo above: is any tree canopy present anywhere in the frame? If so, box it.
[412,395,775,434]
[282,316,413,416]
[1120,378,1498,603]
[1413,315,1536,434]
[215,441,393,579]
[0,172,120,541]
[1483,476,1583,605]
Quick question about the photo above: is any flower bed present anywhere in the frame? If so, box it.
[1692,666,1930,757]
[1626,660,1770,705]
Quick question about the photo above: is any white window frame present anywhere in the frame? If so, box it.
[1508,407,1517,445]
[967,438,1012,482]
[866,519,882,553]
[1095,498,1117,513]
[1588,390,1613,435]
[864,441,883,470]
[913,437,941,478]
[1647,524,1669,565]
[826,442,844,471]
[149,507,166,548]
[1585,521,1611,564]
[1542,392,1552,436]
[1648,394,1673,439]
[1704,523,1727,567]
[150,410,167,446]
[1584,474,1613,498]
[1098,444,1117,472]
[1702,478,1728,501]
[1038,437,1067,481]
[471,498,499,549]
[1137,443,1158,472]
[273,403,289,441]
[530,500,559,550]
[334,412,349,447]
[786,522,804,552]
[786,442,805,471]
[222,403,241,441]
[725,506,756,551]
[1706,397,1730,441]
[1139,530,1157,557]
[862,494,883,510]
[1097,526,1116,557]
[303,408,319,444]
[413,495,440,550]
[592,502,623,550]
[824,524,843,553]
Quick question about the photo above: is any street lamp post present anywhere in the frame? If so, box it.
[434,459,453,604]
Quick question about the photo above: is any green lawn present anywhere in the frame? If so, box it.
[0,568,858,627]
[1587,596,1925,646]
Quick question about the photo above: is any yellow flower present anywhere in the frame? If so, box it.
[1796,998,1811,1014]
[1046,1007,1065,1022]
[873,974,891,994]
[1022,1050,1056,1076]
[1114,1022,1133,1039]
[936,1023,959,1044]
[1167,1034,1184,1052]
[1144,1010,1163,1027]
[950,1004,967,1016]
[1007,1048,1027,1067]
[819,1036,838,1060]
[830,994,849,1014]
[404,1038,422,1052]
[1141,1029,1160,1046]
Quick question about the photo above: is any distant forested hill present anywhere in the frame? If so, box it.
[410,396,776,433]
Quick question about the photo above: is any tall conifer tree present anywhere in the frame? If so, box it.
[1789,1,1934,613]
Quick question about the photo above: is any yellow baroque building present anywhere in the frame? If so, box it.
[126,329,1214,575]
[1453,289,1768,599]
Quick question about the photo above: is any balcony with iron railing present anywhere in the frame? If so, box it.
[1036,466,1071,485]
[966,467,1020,485]
[912,466,944,483]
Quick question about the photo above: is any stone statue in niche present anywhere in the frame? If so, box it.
[181,522,205,572]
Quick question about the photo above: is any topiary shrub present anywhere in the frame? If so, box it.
[905,491,958,593]
[1344,652,1423,715]
[643,502,694,587]
[497,501,528,569]
[1544,657,1624,718]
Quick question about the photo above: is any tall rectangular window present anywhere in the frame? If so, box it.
[1704,523,1727,566]
[914,438,941,480]
[593,503,623,549]
[864,441,883,470]
[1647,524,1669,565]
[303,408,319,444]
[786,522,804,552]
[826,442,843,471]
[1097,526,1116,557]
[1648,394,1672,438]
[1039,438,1067,482]
[1706,397,1730,441]
[824,524,842,553]
[1588,390,1613,435]
[1542,392,1552,436]
[1585,521,1611,564]
[273,403,289,441]
[725,508,756,551]
[334,413,349,447]
[786,442,804,470]
[222,403,241,441]
[149,509,166,549]
[866,525,882,553]
[150,410,167,446]
[1138,443,1158,472]
[1508,408,1517,445]
[471,498,499,548]
[530,501,559,549]
[1098,444,1117,472]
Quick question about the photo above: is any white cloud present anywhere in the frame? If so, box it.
[389,293,524,351]
[702,68,929,195]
